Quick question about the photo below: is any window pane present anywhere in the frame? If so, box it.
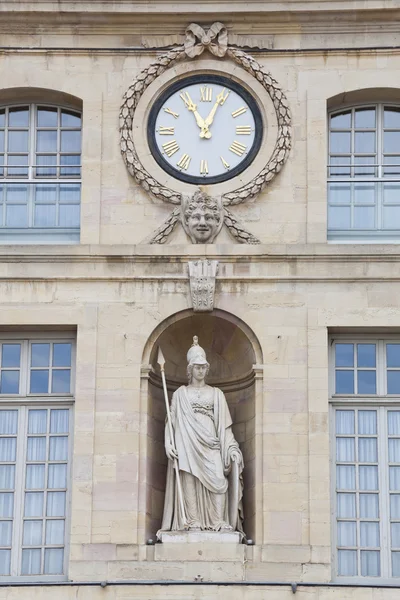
[53,344,72,368]
[0,438,16,461]
[336,370,354,394]
[383,156,400,177]
[392,523,400,548]
[9,108,29,127]
[336,411,355,435]
[24,492,43,517]
[338,549,357,576]
[0,411,17,434]
[48,464,67,489]
[26,465,45,490]
[46,519,64,545]
[6,204,28,228]
[388,371,400,394]
[30,370,49,394]
[358,410,377,434]
[337,493,356,518]
[34,204,56,227]
[384,107,400,128]
[336,438,355,462]
[0,131,4,153]
[330,131,351,153]
[355,131,375,153]
[389,411,400,435]
[392,552,400,576]
[36,130,57,153]
[51,370,70,393]
[331,111,351,129]
[50,410,69,434]
[359,465,378,490]
[389,439,400,463]
[61,110,81,127]
[59,204,80,228]
[357,344,376,367]
[0,371,19,394]
[336,344,354,367]
[354,207,375,230]
[360,493,379,518]
[328,183,351,204]
[359,438,378,463]
[2,344,21,368]
[387,344,400,367]
[384,131,400,153]
[23,520,43,546]
[7,155,28,177]
[355,108,376,129]
[31,343,50,367]
[354,182,376,203]
[6,184,28,204]
[59,184,80,204]
[46,491,65,517]
[328,206,351,230]
[0,549,11,575]
[37,107,58,127]
[0,110,4,127]
[357,371,376,394]
[329,156,351,177]
[21,548,41,575]
[0,493,14,517]
[28,410,47,434]
[337,465,355,490]
[361,550,380,576]
[36,154,57,177]
[8,130,28,152]
[338,521,356,546]
[61,130,81,152]
[391,494,400,519]
[390,466,400,490]
[0,465,15,489]
[0,520,12,546]
[361,522,380,548]
[49,437,68,461]
[27,437,46,461]
[35,184,57,204]
[60,155,80,177]
[44,548,64,575]
[383,206,400,230]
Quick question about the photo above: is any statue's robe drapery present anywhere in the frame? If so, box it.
[157,385,244,537]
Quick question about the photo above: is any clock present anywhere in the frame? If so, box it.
[147,74,263,185]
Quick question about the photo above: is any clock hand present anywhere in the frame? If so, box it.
[179,91,205,131]
[200,88,231,139]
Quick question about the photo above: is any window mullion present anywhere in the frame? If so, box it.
[380,406,391,577]
[11,406,26,577]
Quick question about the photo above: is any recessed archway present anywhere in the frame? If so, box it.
[140,309,263,542]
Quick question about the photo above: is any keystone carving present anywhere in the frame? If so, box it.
[188,260,219,312]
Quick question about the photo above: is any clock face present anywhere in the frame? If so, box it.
[147,74,263,185]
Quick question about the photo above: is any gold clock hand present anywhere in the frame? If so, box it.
[179,91,205,131]
[201,88,231,139]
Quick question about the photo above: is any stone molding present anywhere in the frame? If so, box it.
[188,259,219,312]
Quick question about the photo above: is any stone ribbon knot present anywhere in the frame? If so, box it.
[185,22,228,58]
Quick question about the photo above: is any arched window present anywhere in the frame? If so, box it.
[0,104,81,242]
[328,104,400,241]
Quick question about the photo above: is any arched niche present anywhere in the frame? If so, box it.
[140,309,263,543]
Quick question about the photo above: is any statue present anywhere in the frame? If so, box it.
[157,336,244,538]
[181,190,223,244]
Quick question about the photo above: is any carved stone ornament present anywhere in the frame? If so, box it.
[181,190,223,244]
[188,260,219,312]
[120,21,292,244]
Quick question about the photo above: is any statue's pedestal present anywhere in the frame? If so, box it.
[159,531,241,544]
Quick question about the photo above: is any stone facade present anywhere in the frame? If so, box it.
[1,0,400,597]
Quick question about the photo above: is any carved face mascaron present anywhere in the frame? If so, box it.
[181,191,223,243]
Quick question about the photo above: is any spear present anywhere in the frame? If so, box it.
[157,347,187,526]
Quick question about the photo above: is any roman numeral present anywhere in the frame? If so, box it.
[164,108,179,119]
[236,126,252,135]
[162,140,179,157]
[200,86,213,102]
[158,126,174,135]
[177,153,191,170]
[232,107,247,118]
[220,156,230,170]
[200,160,208,175]
[229,141,247,156]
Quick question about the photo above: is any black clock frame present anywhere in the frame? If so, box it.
[147,74,263,185]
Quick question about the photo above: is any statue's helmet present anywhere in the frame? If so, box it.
[187,335,208,366]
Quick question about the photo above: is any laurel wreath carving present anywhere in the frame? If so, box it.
[119,24,292,243]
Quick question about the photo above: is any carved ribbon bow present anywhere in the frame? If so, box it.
[185,22,228,58]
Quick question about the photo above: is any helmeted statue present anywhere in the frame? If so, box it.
[157,336,244,538]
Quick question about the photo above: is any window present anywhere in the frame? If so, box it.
[328,104,400,241]
[331,337,400,580]
[0,105,81,242]
[0,336,74,579]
